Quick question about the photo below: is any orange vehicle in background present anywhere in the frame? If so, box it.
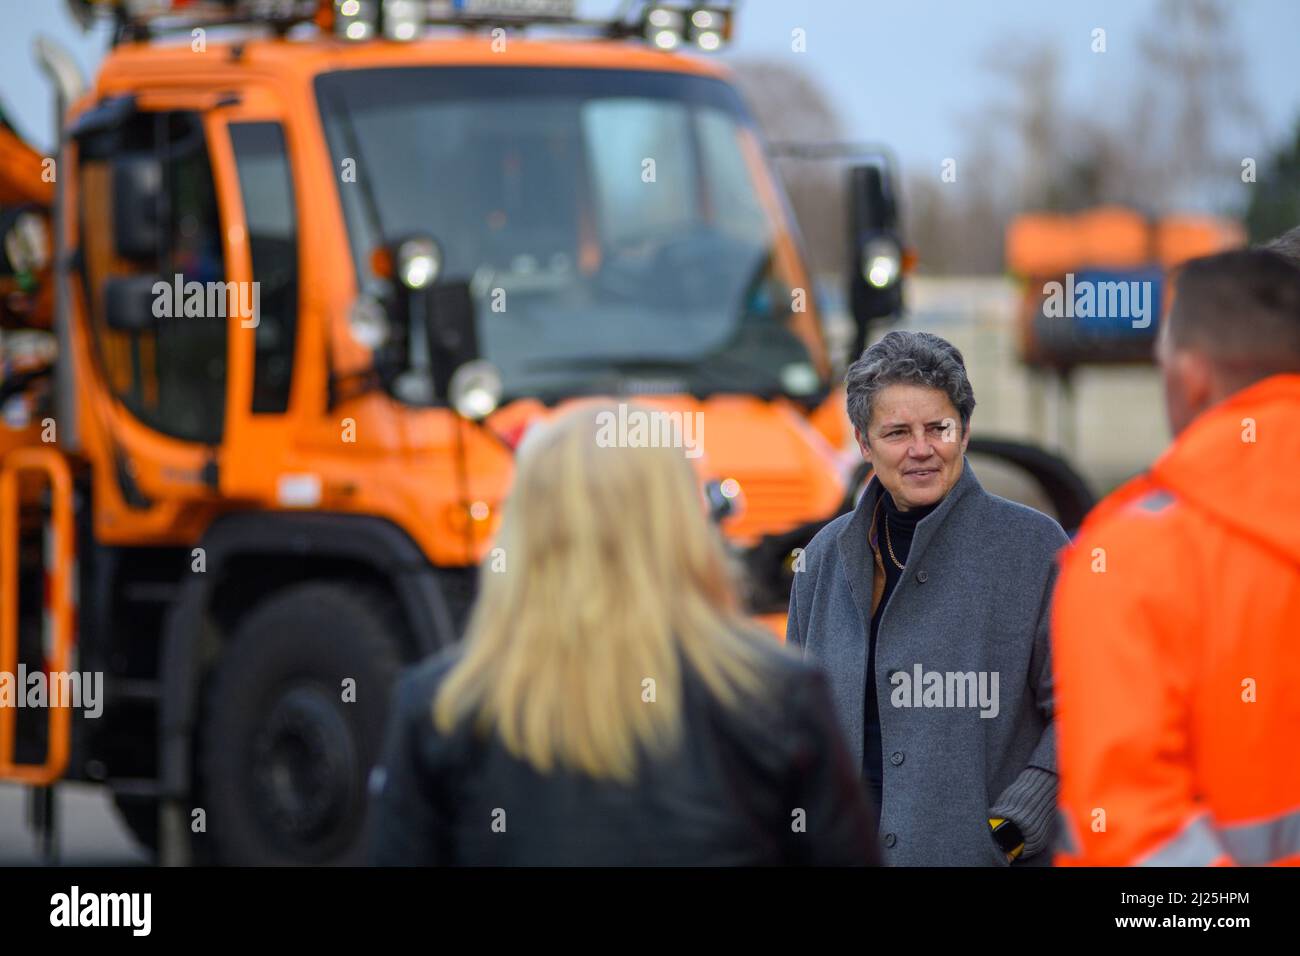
[0,0,909,863]
[1006,205,1244,368]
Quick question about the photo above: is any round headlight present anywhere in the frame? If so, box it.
[780,362,820,396]
[1,209,50,275]
[348,294,391,349]
[449,360,503,421]
[397,237,441,290]
[862,237,901,289]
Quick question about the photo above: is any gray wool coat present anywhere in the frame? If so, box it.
[786,459,1068,866]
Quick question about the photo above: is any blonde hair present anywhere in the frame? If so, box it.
[434,403,777,783]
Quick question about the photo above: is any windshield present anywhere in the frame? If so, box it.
[315,66,824,403]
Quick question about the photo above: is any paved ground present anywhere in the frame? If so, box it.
[0,781,148,866]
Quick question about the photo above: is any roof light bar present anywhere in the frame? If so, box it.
[687,6,730,51]
[381,0,421,40]
[643,5,684,50]
[641,3,731,53]
[70,0,321,41]
[74,0,735,50]
[332,0,372,39]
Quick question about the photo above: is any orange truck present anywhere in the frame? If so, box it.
[0,0,912,863]
[1006,206,1244,368]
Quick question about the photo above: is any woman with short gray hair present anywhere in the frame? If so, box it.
[787,329,1067,866]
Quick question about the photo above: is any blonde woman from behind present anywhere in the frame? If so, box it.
[371,403,876,865]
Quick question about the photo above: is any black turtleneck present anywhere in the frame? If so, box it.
[864,489,940,827]
[878,490,940,603]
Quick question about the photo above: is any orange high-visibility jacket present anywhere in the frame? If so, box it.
[1053,374,1300,866]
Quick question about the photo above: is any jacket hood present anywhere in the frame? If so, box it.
[1149,373,1300,566]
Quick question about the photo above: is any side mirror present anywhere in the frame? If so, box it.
[111,154,163,261]
[847,162,904,356]
[104,274,161,333]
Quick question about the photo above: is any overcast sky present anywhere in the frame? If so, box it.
[721,0,1300,172]
[3,0,1298,171]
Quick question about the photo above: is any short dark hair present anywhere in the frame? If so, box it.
[1260,225,1300,268]
[1168,250,1300,380]
[845,330,976,436]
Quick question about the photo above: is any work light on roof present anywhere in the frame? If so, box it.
[381,0,422,39]
[335,0,375,39]
[643,6,684,50]
[73,0,732,50]
[69,0,321,31]
[688,6,728,50]
[641,3,731,52]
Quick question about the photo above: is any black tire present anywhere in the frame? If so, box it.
[195,582,404,865]
[967,437,1095,534]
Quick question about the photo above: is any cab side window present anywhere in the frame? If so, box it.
[78,110,227,444]
[229,122,298,414]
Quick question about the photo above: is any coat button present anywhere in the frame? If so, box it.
[890,751,904,766]
[883,833,897,848]
[916,570,929,583]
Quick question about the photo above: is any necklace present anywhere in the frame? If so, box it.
[883,513,906,571]
[873,497,906,571]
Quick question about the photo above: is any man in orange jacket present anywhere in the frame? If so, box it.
[1053,248,1300,866]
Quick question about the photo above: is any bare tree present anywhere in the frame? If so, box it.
[1136,0,1263,210]
[731,0,1261,277]
[981,43,1065,211]
[904,119,1007,275]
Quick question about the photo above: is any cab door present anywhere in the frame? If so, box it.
[72,94,238,540]
[202,87,305,505]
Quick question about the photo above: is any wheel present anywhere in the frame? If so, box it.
[967,437,1095,534]
[195,582,403,865]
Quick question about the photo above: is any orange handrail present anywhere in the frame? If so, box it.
[0,447,75,785]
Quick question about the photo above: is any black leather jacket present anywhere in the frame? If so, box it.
[371,641,878,865]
